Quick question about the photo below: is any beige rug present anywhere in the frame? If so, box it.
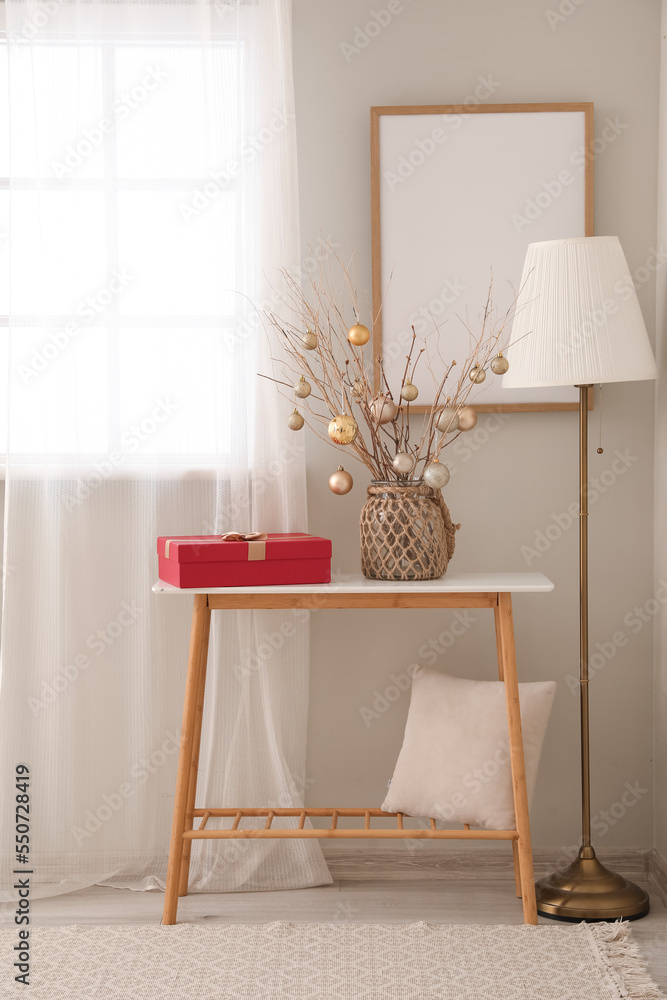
[0,920,664,999]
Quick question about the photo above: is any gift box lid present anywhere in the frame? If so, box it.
[158,532,332,563]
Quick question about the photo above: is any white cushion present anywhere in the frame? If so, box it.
[381,667,556,830]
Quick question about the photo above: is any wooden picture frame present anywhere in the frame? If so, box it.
[370,102,594,412]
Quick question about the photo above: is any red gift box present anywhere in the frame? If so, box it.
[157,532,332,588]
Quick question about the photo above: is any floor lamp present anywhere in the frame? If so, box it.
[503,236,658,921]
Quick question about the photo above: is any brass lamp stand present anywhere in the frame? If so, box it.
[534,385,650,921]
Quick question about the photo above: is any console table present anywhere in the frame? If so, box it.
[154,572,554,925]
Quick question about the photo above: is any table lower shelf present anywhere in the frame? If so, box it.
[186,807,519,841]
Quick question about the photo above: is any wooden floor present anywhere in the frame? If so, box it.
[3,879,666,989]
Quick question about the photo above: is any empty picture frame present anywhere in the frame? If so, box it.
[370,103,594,411]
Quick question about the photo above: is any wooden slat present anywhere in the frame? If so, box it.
[198,810,211,831]
[207,593,498,611]
[298,811,306,830]
[265,811,275,830]
[331,811,338,831]
[191,807,488,818]
[183,828,518,841]
[364,811,371,830]
[430,818,437,830]
[397,813,404,830]
[231,811,242,831]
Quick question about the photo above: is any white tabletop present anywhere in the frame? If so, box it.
[153,572,554,595]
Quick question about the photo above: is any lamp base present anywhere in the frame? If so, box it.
[536,846,650,921]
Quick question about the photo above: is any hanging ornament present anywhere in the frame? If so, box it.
[400,380,419,402]
[347,323,371,347]
[328,413,358,445]
[457,406,477,431]
[436,407,459,434]
[423,461,450,489]
[469,365,486,384]
[490,352,509,375]
[287,408,304,431]
[295,376,311,398]
[329,465,353,495]
[351,379,365,398]
[392,452,415,475]
[370,395,398,425]
[302,329,318,350]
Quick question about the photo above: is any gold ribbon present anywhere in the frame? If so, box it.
[220,531,268,561]
[164,532,268,560]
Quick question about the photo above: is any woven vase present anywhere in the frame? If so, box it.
[359,481,459,581]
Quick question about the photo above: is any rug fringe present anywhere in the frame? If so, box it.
[585,921,666,999]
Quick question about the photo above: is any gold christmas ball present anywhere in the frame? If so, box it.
[328,412,358,445]
[457,405,477,431]
[287,408,304,431]
[329,465,353,495]
[370,395,398,425]
[423,461,450,490]
[400,380,419,402]
[351,379,365,398]
[436,407,459,434]
[469,365,486,384]
[295,376,311,398]
[392,451,415,475]
[347,323,371,347]
[302,329,318,350]
[490,353,509,375]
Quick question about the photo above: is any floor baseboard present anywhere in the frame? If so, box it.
[322,845,652,883]
[650,850,667,906]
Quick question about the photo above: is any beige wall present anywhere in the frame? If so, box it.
[655,0,667,861]
[293,0,661,853]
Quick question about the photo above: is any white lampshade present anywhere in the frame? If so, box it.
[502,236,658,388]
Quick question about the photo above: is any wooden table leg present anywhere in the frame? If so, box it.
[163,594,209,925]
[494,611,523,901]
[494,593,538,925]
[178,601,211,897]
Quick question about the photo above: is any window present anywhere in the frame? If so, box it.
[0,14,261,465]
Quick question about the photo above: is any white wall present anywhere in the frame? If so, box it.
[293,0,661,854]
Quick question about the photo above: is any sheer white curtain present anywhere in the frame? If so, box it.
[0,0,331,897]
